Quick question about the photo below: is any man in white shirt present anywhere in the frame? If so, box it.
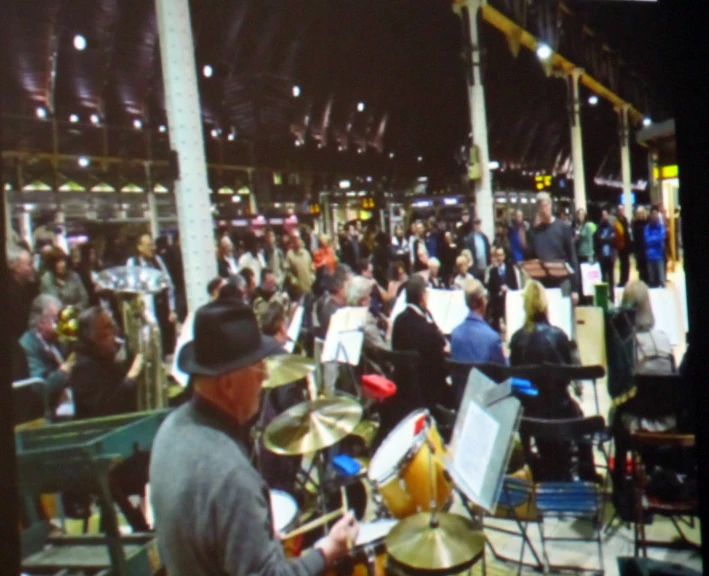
[238,233,266,281]
[217,236,239,278]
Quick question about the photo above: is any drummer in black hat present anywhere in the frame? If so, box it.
[149,299,358,576]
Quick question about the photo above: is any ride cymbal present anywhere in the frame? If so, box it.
[386,512,485,573]
[263,397,363,455]
[263,355,317,389]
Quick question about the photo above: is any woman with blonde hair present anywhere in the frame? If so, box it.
[509,280,598,482]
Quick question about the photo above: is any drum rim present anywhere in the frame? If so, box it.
[367,409,432,484]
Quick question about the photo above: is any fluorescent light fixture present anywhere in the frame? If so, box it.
[69,114,79,123]
[133,119,143,129]
[496,198,507,203]
[489,160,500,170]
[292,85,301,97]
[357,102,365,112]
[520,198,529,204]
[211,129,220,138]
[536,43,552,61]
[443,198,458,206]
[358,191,366,197]
[366,176,373,182]
[203,65,213,78]
[228,132,236,141]
[36,107,47,119]
[417,156,423,162]
[412,200,432,208]
[159,125,166,133]
[588,95,599,106]
[231,196,242,203]
[78,156,90,167]
[346,191,357,197]
[389,152,395,159]
[90,113,100,125]
[643,117,652,127]
[418,176,428,183]
[339,180,351,189]
[73,34,86,51]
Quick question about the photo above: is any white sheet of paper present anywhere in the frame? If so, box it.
[328,307,368,334]
[580,262,602,297]
[284,305,304,354]
[452,402,500,500]
[426,289,451,331]
[387,290,407,340]
[321,330,364,365]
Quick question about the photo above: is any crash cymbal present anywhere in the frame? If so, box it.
[386,512,485,573]
[263,397,363,455]
[263,355,317,389]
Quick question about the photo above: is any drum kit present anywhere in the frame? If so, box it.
[261,355,487,575]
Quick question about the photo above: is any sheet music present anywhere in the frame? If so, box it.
[328,307,368,333]
[452,402,500,499]
[321,330,365,365]
[284,305,304,354]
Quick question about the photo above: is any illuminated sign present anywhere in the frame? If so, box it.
[534,174,553,191]
[361,197,375,209]
[652,165,678,180]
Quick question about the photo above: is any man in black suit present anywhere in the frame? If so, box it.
[485,246,522,332]
[391,275,452,415]
[339,223,361,270]
[464,218,491,281]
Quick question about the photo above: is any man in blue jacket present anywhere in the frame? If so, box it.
[644,206,666,287]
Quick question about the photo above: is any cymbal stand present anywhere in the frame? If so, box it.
[249,388,274,472]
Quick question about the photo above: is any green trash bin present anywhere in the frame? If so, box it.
[594,282,610,312]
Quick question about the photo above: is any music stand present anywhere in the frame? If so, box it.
[520,259,573,282]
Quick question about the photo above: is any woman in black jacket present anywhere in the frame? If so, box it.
[510,281,598,482]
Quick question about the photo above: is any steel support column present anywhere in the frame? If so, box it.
[619,105,633,215]
[569,68,587,211]
[466,0,494,240]
[155,0,216,313]
[648,149,661,206]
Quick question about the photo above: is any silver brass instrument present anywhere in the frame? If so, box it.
[96,266,171,411]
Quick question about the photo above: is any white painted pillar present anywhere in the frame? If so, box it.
[570,69,587,211]
[146,192,160,238]
[619,105,633,215]
[155,0,217,313]
[19,209,33,249]
[466,0,494,241]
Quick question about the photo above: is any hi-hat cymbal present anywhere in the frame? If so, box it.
[263,397,363,455]
[386,512,485,573]
[263,355,317,389]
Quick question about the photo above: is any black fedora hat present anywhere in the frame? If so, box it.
[178,299,282,377]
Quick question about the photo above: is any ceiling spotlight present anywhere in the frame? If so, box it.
[158,125,166,133]
[357,102,365,112]
[36,107,47,119]
[366,176,373,182]
[78,156,90,168]
[211,129,220,138]
[292,85,301,97]
[536,43,552,61]
[228,132,236,141]
[389,152,395,159]
[73,34,87,51]
[417,156,423,162]
[133,119,143,129]
[90,113,100,125]
[588,95,599,106]
[643,117,652,127]
[69,114,79,123]
[489,160,500,170]
[203,65,213,78]
[317,143,323,149]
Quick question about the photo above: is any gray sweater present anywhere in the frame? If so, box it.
[529,219,579,292]
[150,398,325,576]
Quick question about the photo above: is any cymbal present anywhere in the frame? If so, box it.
[263,355,316,389]
[263,397,363,455]
[386,512,485,573]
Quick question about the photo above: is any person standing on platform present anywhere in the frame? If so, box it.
[312,234,338,296]
[508,210,527,264]
[217,235,239,279]
[425,217,440,260]
[237,233,265,283]
[127,233,177,355]
[150,300,357,575]
[632,207,649,284]
[390,224,410,269]
[40,248,89,309]
[595,209,617,299]
[527,192,580,304]
[339,223,360,270]
[615,205,632,287]
[485,246,522,333]
[285,234,315,296]
[465,218,491,282]
[263,228,286,288]
[573,208,595,264]
[645,206,667,288]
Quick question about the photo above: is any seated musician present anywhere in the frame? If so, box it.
[346,275,389,352]
[253,267,289,321]
[150,298,357,575]
[391,275,453,414]
[509,280,598,482]
[19,294,75,417]
[314,264,351,339]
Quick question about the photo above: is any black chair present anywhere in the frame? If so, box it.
[542,363,606,415]
[519,415,608,575]
[445,360,542,406]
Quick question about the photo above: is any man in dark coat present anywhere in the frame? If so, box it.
[7,244,38,343]
[485,246,522,332]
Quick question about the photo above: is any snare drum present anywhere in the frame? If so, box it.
[270,490,302,557]
[322,519,397,576]
[367,410,452,518]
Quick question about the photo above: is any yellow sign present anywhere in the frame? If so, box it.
[309,203,320,215]
[652,165,678,180]
[534,174,552,190]
[361,197,375,210]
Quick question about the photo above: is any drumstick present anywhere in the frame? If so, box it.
[279,509,344,541]
[340,486,351,550]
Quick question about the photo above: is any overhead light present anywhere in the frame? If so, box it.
[418,176,428,183]
[292,85,301,97]
[536,43,552,61]
[36,107,47,119]
[357,148,363,154]
[489,160,500,170]
[69,114,79,123]
[417,156,423,162]
[588,95,599,106]
[78,156,90,168]
[366,176,372,182]
[90,113,100,125]
[643,117,652,127]
[133,119,143,129]
[443,198,458,206]
[211,128,220,138]
[228,132,236,141]
[339,180,351,189]
[203,65,213,78]
[389,152,395,159]
[158,125,166,133]
[357,102,365,112]
[73,34,86,51]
